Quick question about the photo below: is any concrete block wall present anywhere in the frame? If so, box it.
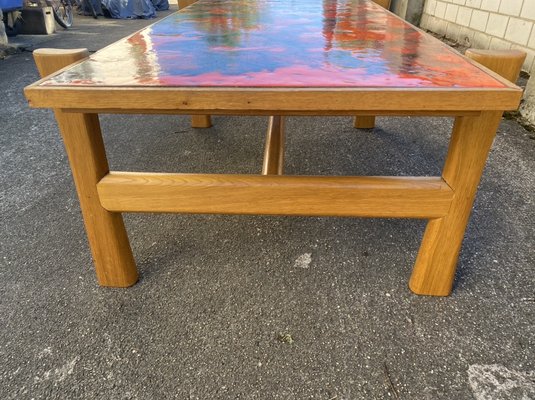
[420,0,535,73]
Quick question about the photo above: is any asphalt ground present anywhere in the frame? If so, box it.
[1,7,534,400]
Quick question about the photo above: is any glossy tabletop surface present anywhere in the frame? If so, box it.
[41,0,506,89]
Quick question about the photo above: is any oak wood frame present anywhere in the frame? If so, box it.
[27,48,523,296]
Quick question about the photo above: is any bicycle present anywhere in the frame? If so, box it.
[45,0,74,28]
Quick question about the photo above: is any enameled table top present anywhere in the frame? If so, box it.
[42,0,506,88]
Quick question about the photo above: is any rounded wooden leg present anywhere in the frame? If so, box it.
[262,116,285,175]
[465,49,526,83]
[372,0,391,9]
[191,115,212,128]
[55,111,138,287]
[409,112,503,296]
[33,49,138,287]
[33,48,90,77]
[178,0,198,9]
[354,116,376,129]
[411,50,524,296]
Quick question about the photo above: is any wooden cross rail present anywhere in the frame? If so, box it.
[97,173,453,218]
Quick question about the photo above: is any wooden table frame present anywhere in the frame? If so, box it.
[25,31,522,297]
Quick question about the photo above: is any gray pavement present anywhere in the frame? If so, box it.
[1,9,535,400]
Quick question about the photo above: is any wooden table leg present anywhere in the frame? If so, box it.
[191,115,212,128]
[55,110,138,287]
[32,48,137,287]
[262,116,285,175]
[409,111,503,296]
[465,49,526,84]
[353,116,376,129]
[178,1,212,129]
[178,0,198,8]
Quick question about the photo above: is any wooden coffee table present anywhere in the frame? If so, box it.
[24,0,522,296]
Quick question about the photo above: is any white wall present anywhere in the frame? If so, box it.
[421,0,535,124]
[421,0,535,72]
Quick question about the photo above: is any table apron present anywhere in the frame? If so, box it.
[59,109,483,117]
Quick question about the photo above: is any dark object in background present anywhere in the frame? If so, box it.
[151,0,167,11]
[19,5,55,34]
[100,0,167,19]
[1,0,24,36]
[79,0,103,17]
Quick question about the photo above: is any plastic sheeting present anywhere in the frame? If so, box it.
[101,0,168,19]
[80,0,103,17]
[151,0,168,11]
[0,0,23,12]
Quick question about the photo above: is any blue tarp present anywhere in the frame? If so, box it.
[151,0,168,11]
[0,0,23,12]
[101,0,168,19]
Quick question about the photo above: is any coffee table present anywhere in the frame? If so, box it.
[24,0,522,296]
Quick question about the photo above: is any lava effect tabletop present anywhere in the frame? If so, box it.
[41,0,505,88]
[25,0,521,113]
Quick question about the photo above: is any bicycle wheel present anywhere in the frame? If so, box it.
[52,0,74,28]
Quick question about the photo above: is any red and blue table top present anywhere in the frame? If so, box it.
[42,0,506,89]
